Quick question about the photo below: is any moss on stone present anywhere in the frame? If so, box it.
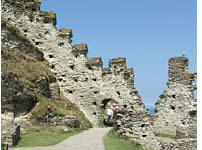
[169,57,189,64]
[46,11,56,18]
[184,71,195,76]
[111,57,126,62]
[73,43,88,51]
[86,57,103,65]
[59,28,72,33]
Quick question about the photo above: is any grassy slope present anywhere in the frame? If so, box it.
[2,47,91,130]
[2,18,92,147]
[104,130,152,150]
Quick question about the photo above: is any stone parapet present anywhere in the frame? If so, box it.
[109,57,126,69]
[72,43,88,57]
[86,56,103,66]
[38,11,57,26]
[57,28,73,40]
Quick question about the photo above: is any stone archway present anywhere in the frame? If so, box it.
[99,98,118,126]
[100,99,117,109]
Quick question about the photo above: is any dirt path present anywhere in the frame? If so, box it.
[9,128,111,150]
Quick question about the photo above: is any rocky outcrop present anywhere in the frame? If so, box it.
[154,57,197,136]
[45,105,80,128]
[1,72,37,120]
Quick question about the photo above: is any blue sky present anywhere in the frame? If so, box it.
[41,0,197,107]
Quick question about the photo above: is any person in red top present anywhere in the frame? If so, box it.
[113,103,117,109]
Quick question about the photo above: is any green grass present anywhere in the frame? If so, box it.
[155,133,176,139]
[13,127,81,147]
[104,130,152,150]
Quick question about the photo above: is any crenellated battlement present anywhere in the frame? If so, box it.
[109,57,126,63]
[109,57,126,70]
[72,43,88,57]
[57,28,73,43]
[38,11,57,26]
[86,56,103,67]
[57,28,72,37]
[1,1,197,149]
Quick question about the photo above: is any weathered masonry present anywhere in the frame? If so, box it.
[1,0,197,149]
[1,0,151,127]
[154,57,197,138]
[114,56,197,150]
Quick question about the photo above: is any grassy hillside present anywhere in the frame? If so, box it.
[2,47,91,130]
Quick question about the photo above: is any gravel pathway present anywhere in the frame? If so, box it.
[9,128,111,150]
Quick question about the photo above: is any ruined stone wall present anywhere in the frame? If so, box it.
[152,137,197,150]
[154,57,197,136]
[1,0,151,127]
[1,120,20,146]
[1,1,197,149]
[113,56,197,150]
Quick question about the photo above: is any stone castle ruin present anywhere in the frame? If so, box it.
[154,57,197,138]
[1,0,149,127]
[1,0,197,149]
[114,57,197,149]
